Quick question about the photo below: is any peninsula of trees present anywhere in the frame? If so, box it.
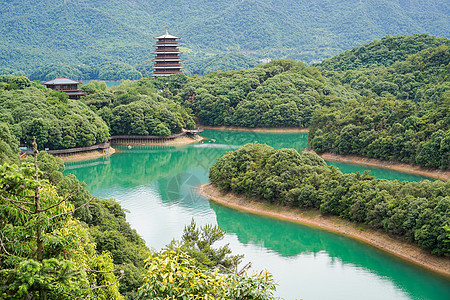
[209,143,450,256]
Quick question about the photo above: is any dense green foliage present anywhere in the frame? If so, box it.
[184,53,260,76]
[0,145,152,298]
[166,219,243,272]
[209,143,450,256]
[310,45,450,169]
[146,220,276,299]
[0,75,109,150]
[32,152,150,298]
[316,34,450,71]
[0,160,123,299]
[87,78,195,136]
[138,249,276,299]
[0,122,20,165]
[29,62,143,81]
[1,0,448,77]
[178,59,355,127]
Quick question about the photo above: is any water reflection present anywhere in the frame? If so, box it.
[211,202,450,300]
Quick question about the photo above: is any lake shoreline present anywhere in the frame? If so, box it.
[60,147,116,162]
[200,183,450,277]
[200,125,309,133]
[316,152,450,181]
[111,136,202,147]
[61,136,202,162]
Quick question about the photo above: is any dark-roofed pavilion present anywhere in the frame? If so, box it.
[41,78,86,99]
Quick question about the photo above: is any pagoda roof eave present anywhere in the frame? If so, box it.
[153,66,184,69]
[154,32,180,39]
[152,59,184,62]
[152,52,183,54]
[153,44,180,47]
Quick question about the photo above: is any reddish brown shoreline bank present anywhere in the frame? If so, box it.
[317,152,450,181]
[201,183,450,277]
[200,125,309,133]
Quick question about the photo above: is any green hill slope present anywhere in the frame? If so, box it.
[316,34,450,70]
[309,45,450,169]
[0,0,449,76]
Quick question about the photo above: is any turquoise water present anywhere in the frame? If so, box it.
[65,130,449,299]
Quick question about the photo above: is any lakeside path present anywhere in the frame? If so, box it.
[201,183,450,277]
[110,136,201,147]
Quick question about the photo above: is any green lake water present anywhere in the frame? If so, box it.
[64,130,450,300]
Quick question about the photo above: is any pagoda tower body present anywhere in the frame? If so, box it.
[152,31,183,77]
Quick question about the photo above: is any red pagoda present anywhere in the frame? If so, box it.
[152,30,183,77]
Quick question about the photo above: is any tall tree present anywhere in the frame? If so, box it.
[0,138,123,299]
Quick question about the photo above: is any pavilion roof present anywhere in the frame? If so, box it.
[42,78,81,85]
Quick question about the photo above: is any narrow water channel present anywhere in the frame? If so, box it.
[65,130,450,300]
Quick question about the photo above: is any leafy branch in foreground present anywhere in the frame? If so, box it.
[145,219,277,299]
[138,249,277,299]
[139,219,277,299]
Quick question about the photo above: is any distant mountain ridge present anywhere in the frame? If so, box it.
[0,0,448,75]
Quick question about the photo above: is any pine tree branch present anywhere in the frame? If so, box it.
[90,270,125,290]
[40,188,79,213]
[50,196,95,220]
[2,196,35,207]
[0,195,34,214]
[237,262,252,276]
[0,233,17,257]
[84,263,125,273]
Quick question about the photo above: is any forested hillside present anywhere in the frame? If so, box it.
[153,36,448,170]
[316,34,450,70]
[209,143,450,256]
[310,45,450,169]
[1,35,448,169]
[177,60,358,127]
[84,78,196,136]
[1,0,448,78]
[0,75,109,150]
